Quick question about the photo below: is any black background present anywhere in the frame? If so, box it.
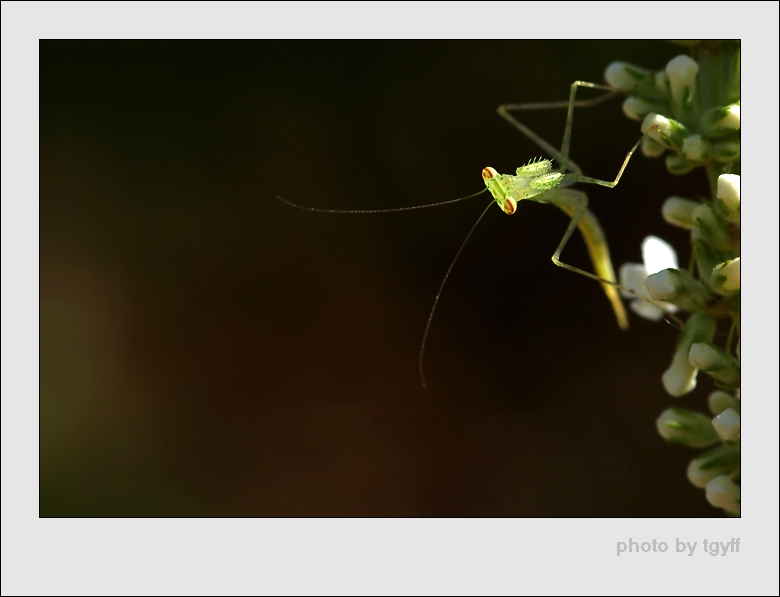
[40,40,718,516]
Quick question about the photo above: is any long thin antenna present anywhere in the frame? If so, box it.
[277,189,487,214]
[419,200,495,389]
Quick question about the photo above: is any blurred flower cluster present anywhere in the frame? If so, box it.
[606,43,741,515]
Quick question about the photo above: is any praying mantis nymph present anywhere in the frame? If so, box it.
[480,157,633,333]
[279,80,644,388]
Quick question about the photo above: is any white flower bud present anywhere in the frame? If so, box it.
[682,135,709,161]
[662,196,699,229]
[604,61,650,90]
[687,445,740,488]
[712,408,740,441]
[641,113,671,142]
[718,104,740,129]
[646,268,710,311]
[717,173,740,223]
[657,407,718,446]
[661,313,716,397]
[644,269,677,300]
[622,97,651,121]
[722,105,739,125]
[700,104,740,138]
[640,136,666,158]
[712,258,740,294]
[692,203,731,252]
[621,96,667,121]
[708,390,739,415]
[665,153,697,175]
[711,137,740,162]
[666,55,699,111]
[642,113,692,151]
[689,342,719,369]
[689,342,740,386]
[662,349,698,397]
[691,228,722,283]
[705,475,740,515]
[655,70,670,99]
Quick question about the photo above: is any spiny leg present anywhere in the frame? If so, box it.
[498,81,619,175]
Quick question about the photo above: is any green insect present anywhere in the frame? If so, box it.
[279,80,643,388]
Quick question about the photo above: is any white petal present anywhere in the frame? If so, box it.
[619,263,648,297]
[642,236,678,275]
[629,299,664,321]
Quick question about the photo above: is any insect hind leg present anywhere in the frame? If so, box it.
[545,188,629,330]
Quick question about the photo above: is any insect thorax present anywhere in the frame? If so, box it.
[502,168,564,201]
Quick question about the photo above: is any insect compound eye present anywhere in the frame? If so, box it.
[502,196,517,215]
[482,167,498,181]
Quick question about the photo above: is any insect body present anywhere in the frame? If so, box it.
[482,159,564,214]
[481,159,628,331]
[279,79,644,387]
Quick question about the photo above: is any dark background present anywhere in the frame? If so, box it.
[40,40,718,516]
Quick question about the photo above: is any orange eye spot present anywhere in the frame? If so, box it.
[503,197,517,215]
[482,167,497,180]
